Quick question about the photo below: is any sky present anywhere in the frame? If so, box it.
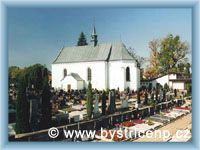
[8,7,192,70]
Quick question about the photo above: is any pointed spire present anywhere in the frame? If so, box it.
[91,18,98,47]
[92,25,97,36]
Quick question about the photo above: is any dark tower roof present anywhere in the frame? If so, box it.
[91,25,98,47]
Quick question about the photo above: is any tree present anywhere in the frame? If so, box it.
[185,63,191,75]
[164,83,169,91]
[148,83,152,92]
[15,74,30,134]
[101,90,107,115]
[159,34,189,73]
[145,34,190,78]
[86,82,93,119]
[137,89,141,104]
[155,84,159,103]
[40,68,52,129]
[147,40,160,76]
[144,90,148,105]
[174,89,177,97]
[26,64,45,91]
[77,32,88,46]
[128,47,146,68]
[163,89,166,102]
[9,66,23,84]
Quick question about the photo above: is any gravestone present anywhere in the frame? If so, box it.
[160,90,163,103]
[55,113,69,125]
[73,96,80,104]
[121,93,128,109]
[108,90,116,114]
[73,115,80,122]
[144,91,148,105]
[101,91,107,115]
[93,94,101,118]
[29,98,39,130]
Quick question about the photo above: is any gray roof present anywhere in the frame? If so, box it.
[69,73,84,81]
[53,42,135,64]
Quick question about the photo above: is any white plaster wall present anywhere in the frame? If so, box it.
[141,74,178,88]
[52,60,140,91]
[169,74,177,80]
[77,81,84,90]
[154,75,169,87]
[152,74,177,87]
[108,61,123,90]
[61,76,77,90]
[172,82,185,90]
[108,60,139,91]
[52,61,106,90]
[169,81,173,88]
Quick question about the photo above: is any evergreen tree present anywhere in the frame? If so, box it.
[164,83,169,91]
[156,86,159,103]
[15,74,30,134]
[137,89,141,104]
[101,90,107,115]
[174,89,177,97]
[144,90,148,105]
[77,32,88,46]
[163,89,166,102]
[86,82,93,119]
[40,68,52,129]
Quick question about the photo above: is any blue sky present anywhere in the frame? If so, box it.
[8,7,192,70]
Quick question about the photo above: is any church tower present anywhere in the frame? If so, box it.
[91,25,98,47]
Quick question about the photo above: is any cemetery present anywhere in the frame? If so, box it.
[11,82,192,142]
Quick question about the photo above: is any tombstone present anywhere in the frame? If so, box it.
[55,113,69,125]
[144,91,148,105]
[73,96,80,104]
[174,89,177,97]
[151,92,154,101]
[29,98,39,130]
[135,101,139,109]
[93,94,101,118]
[121,93,128,109]
[137,89,141,105]
[101,91,107,116]
[163,89,166,102]
[155,89,159,103]
[73,115,80,122]
[108,90,116,114]
[60,99,66,108]
[160,90,163,103]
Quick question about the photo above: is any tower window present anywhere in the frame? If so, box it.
[87,68,92,81]
[126,67,130,81]
[64,69,67,78]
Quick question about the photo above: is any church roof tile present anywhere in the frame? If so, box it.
[53,42,135,63]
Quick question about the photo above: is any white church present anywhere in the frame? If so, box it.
[52,26,140,91]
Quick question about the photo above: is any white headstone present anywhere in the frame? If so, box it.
[121,94,128,109]
[93,94,100,113]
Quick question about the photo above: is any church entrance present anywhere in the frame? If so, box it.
[67,84,71,91]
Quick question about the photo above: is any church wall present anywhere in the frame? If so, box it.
[52,61,106,90]
[108,61,125,91]
[108,60,140,91]
[61,76,77,90]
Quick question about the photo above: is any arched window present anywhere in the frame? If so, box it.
[87,67,92,81]
[126,67,130,81]
[63,69,67,78]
